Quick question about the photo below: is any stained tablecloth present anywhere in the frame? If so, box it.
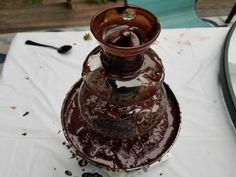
[0,28,236,177]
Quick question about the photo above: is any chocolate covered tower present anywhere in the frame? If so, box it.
[61,6,181,171]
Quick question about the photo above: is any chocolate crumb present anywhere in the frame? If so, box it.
[10,106,17,110]
[58,130,61,134]
[65,170,72,176]
[54,167,56,171]
[160,173,163,176]
[24,76,29,80]
[62,142,66,145]
[82,169,85,172]
[22,111,29,117]
[22,132,27,136]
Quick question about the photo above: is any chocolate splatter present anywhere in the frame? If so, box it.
[62,142,66,145]
[78,159,88,167]
[69,150,76,159]
[65,170,72,176]
[58,130,61,134]
[70,153,76,159]
[160,173,163,176]
[82,172,102,177]
[22,111,29,117]
[66,144,72,149]
[22,132,27,136]
[24,76,29,80]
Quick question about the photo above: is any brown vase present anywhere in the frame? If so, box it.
[61,5,181,171]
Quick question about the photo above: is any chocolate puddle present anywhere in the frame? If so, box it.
[61,80,180,170]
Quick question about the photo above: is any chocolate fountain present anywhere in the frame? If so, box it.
[61,6,181,171]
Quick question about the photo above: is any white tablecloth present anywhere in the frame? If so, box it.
[0,28,236,177]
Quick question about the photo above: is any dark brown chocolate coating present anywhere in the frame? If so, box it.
[61,80,181,170]
[90,6,161,57]
[80,47,167,139]
[61,5,180,171]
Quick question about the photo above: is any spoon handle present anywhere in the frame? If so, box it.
[25,40,57,50]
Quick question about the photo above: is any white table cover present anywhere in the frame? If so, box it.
[0,28,236,177]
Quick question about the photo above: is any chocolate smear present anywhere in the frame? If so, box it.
[82,172,102,177]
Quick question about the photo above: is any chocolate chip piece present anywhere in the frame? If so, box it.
[22,132,27,136]
[65,170,72,176]
[22,111,29,117]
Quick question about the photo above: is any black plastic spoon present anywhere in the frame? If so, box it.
[25,40,72,54]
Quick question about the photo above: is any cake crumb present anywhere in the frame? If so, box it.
[10,106,17,110]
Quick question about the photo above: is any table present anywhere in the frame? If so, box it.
[0,28,236,177]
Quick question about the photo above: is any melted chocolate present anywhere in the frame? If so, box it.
[61,6,180,171]
[79,46,167,139]
[61,80,181,170]
[82,47,164,104]
[103,25,146,47]
[82,172,103,177]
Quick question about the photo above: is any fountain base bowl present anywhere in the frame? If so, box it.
[61,79,181,171]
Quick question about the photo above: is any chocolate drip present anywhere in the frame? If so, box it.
[61,80,181,170]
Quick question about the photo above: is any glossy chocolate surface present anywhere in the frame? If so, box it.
[61,5,181,171]
[61,80,181,170]
[80,46,167,139]
[90,6,161,57]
